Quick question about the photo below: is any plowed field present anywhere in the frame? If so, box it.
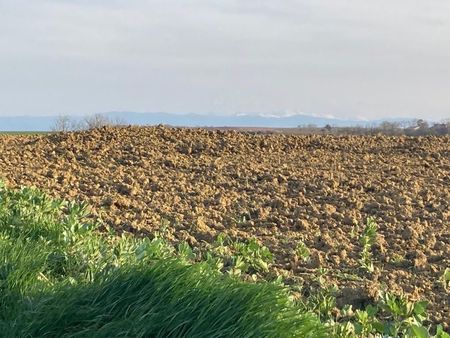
[1,126,449,326]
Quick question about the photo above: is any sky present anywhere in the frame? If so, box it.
[1,0,450,121]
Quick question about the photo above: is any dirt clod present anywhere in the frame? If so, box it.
[336,287,372,310]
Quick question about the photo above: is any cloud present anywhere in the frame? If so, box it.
[0,0,449,119]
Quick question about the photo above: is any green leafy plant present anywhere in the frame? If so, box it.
[379,291,430,337]
[436,325,450,338]
[206,234,274,275]
[358,217,378,273]
[232,238,274,274]
[390,252,405,266]
[177,241,196,262]
[296,240,311,262]
[299,286,336,321]
[314,267,329,286]
[329,293,438,338]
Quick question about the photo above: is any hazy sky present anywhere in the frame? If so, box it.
[1,0,450,120]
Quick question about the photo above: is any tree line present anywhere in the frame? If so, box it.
[296,119,450,136]
[52,114,127,132]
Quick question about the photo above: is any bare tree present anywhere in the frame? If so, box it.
[379,121,401,135]
[74,114,129,130]
[51,115,72,132]
[51,114,129,132]
[111,117,128,127]
[416,119,429,130]
[82,114,111,129]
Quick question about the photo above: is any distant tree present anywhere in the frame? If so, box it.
[397,120,412,129]
[430,122,449,135]
[75,114,128,130]
[112,117,128,126]
[51,114,128,132]
[82,114,112,130]
[51,115,71,132]
[416,119,429,130]
[379,121,401,135]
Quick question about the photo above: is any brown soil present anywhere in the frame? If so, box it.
[1,126,449,327]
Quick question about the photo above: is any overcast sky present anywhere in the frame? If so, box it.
[1,0,450,120]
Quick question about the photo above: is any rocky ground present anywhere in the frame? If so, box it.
[0,126,449,326]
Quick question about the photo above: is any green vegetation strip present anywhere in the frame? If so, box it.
[0,182,325,337]
[0,131,51,135]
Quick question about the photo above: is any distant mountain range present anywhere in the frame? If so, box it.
[0,112,416,132]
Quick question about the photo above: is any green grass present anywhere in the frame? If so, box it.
[0,182,326,337]
[0,131,51,135]
[5,261,326,337]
